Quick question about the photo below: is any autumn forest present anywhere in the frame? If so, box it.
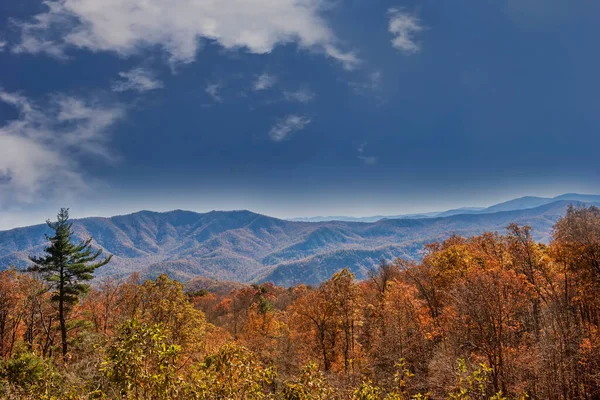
[1,205,600,399]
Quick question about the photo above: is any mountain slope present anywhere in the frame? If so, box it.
[0,200,595,286]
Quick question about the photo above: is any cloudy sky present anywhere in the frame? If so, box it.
[1,0,600,228]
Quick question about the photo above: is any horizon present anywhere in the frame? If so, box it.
[1,190,597,231]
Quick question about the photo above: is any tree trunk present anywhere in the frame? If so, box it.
[59,266,68,363]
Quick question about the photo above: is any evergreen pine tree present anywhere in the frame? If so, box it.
[28,208,112,362]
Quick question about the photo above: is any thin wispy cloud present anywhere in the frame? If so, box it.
[112,68,163,93]
[206,83,222,102]
[324,44,361,70]
[368,71,382,89]
[284,87,316,103]
[269,115,311,142]
[0,90,125,207]
[350,71,382,95]
[358,143,378,165]
[253,73,278,91]
[0,40,6,52]
[388,8,423,54]
[13,0,360,69]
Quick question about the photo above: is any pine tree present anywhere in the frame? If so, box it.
[28,208,112,362]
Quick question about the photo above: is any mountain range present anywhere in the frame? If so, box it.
[288,193,600,222]
[1,193,599,286]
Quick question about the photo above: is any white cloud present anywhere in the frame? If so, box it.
[358,142,378,165]
[0,41,6,51]
[253,73,278,91]
[323,44,361,70]
[205,83,222,102]
[14,0,359,69]
[112,68,163,93]
[284,87,316,103]
[0,90,125,207]
[269,115,311,142]
[388,8,423,54]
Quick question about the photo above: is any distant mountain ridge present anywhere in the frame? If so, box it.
[0,194,598,286]
[289,193,600,222]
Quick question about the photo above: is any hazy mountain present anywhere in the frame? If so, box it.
[478,194,600,213]
[433,207,487,218]
[483,196,556,213]
[288,212,440,223]
[1,198,596,286]
[553,193,600,202]
[288,193,600,223]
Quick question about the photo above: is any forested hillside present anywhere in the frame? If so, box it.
[1,205,599,399]
[1,199,595,286]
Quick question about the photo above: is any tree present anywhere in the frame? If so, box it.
[81,277,122,336]
[0,269,24,359]
[102,320,182,399]
[28,208,112,362]
[135,274,207,358]
[282,362,334,399]
[449,267,532,395]
[549,205,600,396]
[191,343,276,399]
[290,286,338,372]
[328,269,360,375]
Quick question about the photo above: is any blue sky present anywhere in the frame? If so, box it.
[1,0,600,228]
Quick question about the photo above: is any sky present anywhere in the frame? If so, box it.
[1,0,600,229]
